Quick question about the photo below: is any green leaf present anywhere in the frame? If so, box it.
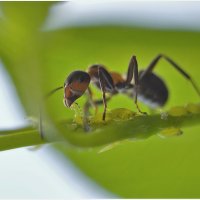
[0,2,54,115]
[42,27,200,198]
[0,3,200,197]
[0,104,199,151]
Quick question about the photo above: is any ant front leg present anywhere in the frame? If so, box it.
[87,87,98,114]
[83,86,98,125]
[84,89,113,117]
[126,55,147,115]
[98,67,115,121]
[140,54,200,97]
[93,96,113,106]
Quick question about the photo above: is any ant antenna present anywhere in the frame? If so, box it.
[190,79,200,97]
[39,86,63,139]
[45,86,63,98]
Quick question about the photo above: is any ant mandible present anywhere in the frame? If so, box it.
[48,54,200,121]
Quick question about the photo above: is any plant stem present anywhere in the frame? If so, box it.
[0,127,45,151]
[58,113,200,148]
[0,109,200,151]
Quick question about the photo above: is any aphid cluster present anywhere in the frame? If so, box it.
[48,54,200,121]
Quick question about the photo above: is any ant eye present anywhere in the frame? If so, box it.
[78,76,86,82]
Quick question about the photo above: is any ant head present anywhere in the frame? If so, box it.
[64,70,90,107]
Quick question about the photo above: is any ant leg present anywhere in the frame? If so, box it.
[134,88,147,115]
[82,105,90,132]
[83,88,97,130]
[98,67,115,121]
[94,96,112,106]
[102,85,107,121]
[84,87,113,115]
[84,95,113,116]
[87,87,98,114]
[99,73,107,121]
[82,88,95,132]
[140,54,200,97]
[126,56,147,115]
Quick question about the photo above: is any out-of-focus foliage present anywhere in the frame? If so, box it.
[0,2,200,198]
[0,2,54,115]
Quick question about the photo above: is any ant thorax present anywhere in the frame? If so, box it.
[119,84,134,97]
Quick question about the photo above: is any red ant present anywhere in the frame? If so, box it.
[47,54,200,121]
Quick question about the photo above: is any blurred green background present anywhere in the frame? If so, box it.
[0,2,200,198]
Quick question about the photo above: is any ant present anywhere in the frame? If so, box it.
[47,54,200,121]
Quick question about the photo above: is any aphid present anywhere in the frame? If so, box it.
[47,54,200,121]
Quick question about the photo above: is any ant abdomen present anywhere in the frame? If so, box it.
[137,70,169,108]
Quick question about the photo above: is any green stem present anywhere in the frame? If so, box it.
[0,109,200,151]
[0,127,45,151]
[58,113,200,148]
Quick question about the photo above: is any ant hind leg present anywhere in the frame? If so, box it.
[127,55,147,115]
[140,54,200,97]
